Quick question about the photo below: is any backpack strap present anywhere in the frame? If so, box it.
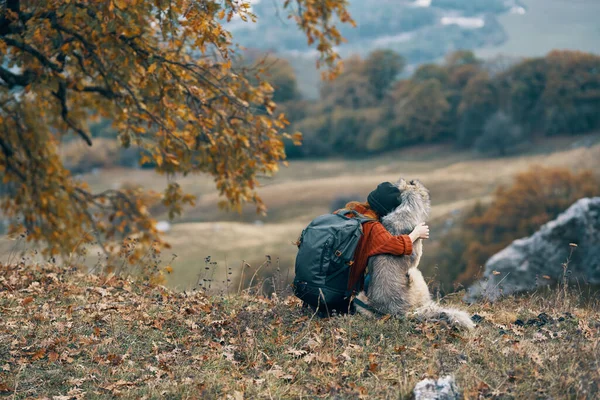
[352,297,385,317]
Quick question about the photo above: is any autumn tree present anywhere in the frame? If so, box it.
[364,49,405,100]
[239,51,301,104]
[388,78,450,145]
[319,55,378,110]
[474,111,525,156]
[0,0,353,262]
[456,71,497,147]
[540,50,600,135]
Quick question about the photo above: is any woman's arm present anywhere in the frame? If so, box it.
[366,222,430,258]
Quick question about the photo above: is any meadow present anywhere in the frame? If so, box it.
[2,134,598,292]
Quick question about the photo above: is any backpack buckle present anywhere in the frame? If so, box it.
[335,250,342,257]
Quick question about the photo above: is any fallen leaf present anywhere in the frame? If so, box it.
[286,348,307,358]
[0,383,12,393]
[394,345,407,353]
[31,348,46,361]
[302,353,316,364]
[378,314,391,323]
[22,296,34,306]
[107,354,123,366]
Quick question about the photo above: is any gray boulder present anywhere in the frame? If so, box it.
[413,375,460,400]
[467,197,600,301]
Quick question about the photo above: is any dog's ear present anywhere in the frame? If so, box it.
[395,178,407,188]
[412,179,430,202]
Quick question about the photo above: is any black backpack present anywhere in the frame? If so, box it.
[293,209,375,313]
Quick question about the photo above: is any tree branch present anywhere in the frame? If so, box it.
[0,65,33,87]
[0,0,20,35]
[1,37,62,72]
[52,81,93,146]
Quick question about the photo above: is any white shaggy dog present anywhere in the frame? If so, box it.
[355,178,475,330]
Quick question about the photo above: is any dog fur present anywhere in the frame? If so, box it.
[355,178,475,330]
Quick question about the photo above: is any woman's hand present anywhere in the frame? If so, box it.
[408,222,430,243]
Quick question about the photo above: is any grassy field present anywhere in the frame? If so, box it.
[0,262,599,398]
[158,135,600,291]
[2,135,599,292]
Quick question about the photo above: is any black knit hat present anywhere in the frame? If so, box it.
[367,182,401,217]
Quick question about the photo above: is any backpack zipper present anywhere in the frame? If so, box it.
[320,238,330,274]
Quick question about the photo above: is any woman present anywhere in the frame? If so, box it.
[337,182,430,292]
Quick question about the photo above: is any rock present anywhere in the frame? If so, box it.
[467,197,600,302]
[413,375,460,400]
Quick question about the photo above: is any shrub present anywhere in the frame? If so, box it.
[437,167,600,288]
[475,111,526,156]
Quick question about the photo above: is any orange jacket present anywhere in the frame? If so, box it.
[336,202,413,290]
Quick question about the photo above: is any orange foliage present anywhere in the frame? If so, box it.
[454,167,600,286]
[0,0,353,264]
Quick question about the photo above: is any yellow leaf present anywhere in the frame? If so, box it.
[113,0,127,9]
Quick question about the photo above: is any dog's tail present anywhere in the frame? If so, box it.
[414,302,475,330]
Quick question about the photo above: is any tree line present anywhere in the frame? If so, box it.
[276,49,600,158]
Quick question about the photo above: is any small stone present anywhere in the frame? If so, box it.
[413,375,460,400]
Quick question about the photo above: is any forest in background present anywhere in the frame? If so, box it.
[75,49,600,169]
[278,49,600,158]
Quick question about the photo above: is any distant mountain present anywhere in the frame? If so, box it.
[233,0,521,60]
[229,0,599,98]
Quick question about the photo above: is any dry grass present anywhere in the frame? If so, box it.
[1,262,599,399]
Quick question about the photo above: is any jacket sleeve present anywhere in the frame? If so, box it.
[365,222,413,257]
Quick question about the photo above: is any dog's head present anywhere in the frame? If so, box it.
[393,178,431,217]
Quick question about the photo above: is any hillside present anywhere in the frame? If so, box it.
[0,262,598,398]
[3,136,598,292]
[146,138,600,290]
